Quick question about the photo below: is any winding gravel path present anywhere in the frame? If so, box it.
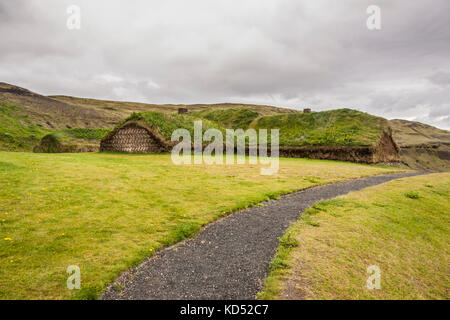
[103,172,424,300]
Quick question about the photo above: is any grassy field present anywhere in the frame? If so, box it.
[0,152,403,299]
[259,173,450,300]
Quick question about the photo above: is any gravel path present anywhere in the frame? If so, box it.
[103,172,424,300]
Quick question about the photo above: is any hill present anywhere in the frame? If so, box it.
[0,82,115,129]
[0,82,296,153]
[0,102,51,151]
[49,95,297,118]
[1,82,449,169]
[390,119,450,147]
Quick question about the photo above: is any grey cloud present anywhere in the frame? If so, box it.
[0,0,449,129]
[429,72,450,87]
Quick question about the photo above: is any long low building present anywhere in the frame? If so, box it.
[99,108,401,164]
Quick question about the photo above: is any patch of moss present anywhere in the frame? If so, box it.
[252,108,387,146]
[189,107,259,129]
[121,111,223,141]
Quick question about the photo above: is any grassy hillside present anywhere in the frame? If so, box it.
[259,173,449,300]
[33,128,111,153]
[2,82,449,167]
[1,82,295,133]
[0,102,50,151]
[0,152,403,299]
[189,107,259,129]
[390,119,450,147]
[0,83,114,130]
[252,109,388,146]
[50,95,297,117]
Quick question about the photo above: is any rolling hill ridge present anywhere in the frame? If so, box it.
[1,82,449,170]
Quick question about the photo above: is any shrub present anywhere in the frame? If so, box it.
[405,191,420,199]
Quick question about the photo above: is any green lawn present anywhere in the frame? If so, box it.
[259,173,450,300]
[0,152,403,299]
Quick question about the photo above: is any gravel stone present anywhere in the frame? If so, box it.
[102,172,424,300]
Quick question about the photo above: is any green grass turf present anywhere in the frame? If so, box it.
[259,173,449,300]
[0,152,403,299]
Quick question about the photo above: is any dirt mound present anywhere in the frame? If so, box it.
[50,95,298,117]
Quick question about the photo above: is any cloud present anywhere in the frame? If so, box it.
[0,0,449,129]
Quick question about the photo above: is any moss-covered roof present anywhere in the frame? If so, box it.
[120,111,223,140]
[188,107,259,129]
[251,109,388,146]
[115,108,389,147]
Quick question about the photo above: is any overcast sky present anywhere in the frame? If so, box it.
[1,0,449,129]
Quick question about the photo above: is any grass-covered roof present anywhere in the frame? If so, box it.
[117,108,389,147]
